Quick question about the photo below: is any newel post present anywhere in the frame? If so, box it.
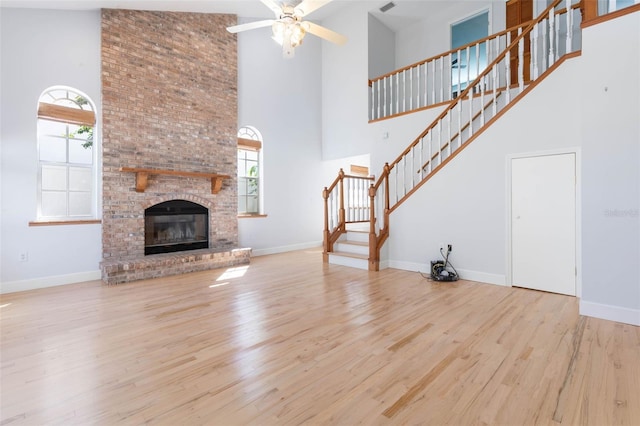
[338,169,346,227]
[580,0,598,23]
[383,163,391,231]
[322,186,330,261]
[368,183,378,271]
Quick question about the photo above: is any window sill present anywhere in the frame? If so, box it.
[29,219,102,227]
[237,214,267,219]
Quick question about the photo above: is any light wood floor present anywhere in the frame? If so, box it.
[1,249,638,425]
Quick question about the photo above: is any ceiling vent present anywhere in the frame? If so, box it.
[379,2,396,13]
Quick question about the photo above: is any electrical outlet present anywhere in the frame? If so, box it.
[19,252,28,262]
[448,244,453,252]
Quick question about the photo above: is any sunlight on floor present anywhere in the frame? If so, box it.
[213,265,250,283]
[208,266,250,289]
[209,282,230,289]
[0,303,11,309]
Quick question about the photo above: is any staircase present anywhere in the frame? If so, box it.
[326,224,369,269]
[323,0,583,270]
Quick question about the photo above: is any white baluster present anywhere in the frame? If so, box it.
[439,57,444,103]
[370,83,374,120]
[555,10,560,61]
[431,60,436,106]
[383,78,387,118]
[395,166,399,203]
[456,50,461,99]
[396,73,399,115]
[566,1,573,54]
[505,32,511,104]
[403,70,407,112]
[376,80,380,119]
[549,9,555,65]
[494,36,500,89]
[438,120,443,165]
[532,23,539,80]
[492,65,498,117]
[424,62,428,106]
[409,67,413,111]
[518,27,524,93]
[466,46,471,95]
[447,111,451,157]
[469,83,474,138]
[457,100,462,150]
[542,18,548,72]
[427,131,433,173]
[358,179,363,222]
[419,136,424,179]
[448,53,453,101]
[480,75,485,126]
[410,146,415,189]
[416,66,420,109]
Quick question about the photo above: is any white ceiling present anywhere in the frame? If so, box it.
[0,0,444,31]
[0,0,349,20]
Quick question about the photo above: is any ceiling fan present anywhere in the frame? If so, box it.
[226,0,347,58]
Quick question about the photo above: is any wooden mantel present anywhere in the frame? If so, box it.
[119,167,231,194]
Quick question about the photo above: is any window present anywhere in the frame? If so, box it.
[237,126,263,215]
[37,87,97,221]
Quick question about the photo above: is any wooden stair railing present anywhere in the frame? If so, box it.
[365,0,580,270]
[324,0,583,270]
[322,169,375,261]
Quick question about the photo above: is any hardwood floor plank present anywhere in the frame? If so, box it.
[1,249,638,425]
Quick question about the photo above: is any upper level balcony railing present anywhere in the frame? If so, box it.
[368,2,583,122]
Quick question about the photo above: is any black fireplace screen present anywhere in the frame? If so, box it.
[144,200,208,255]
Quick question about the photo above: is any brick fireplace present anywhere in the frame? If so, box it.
[100,10,250,284]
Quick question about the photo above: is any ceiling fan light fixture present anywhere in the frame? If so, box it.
[271,20,286,45]
[289,23,306,48]
[272,20,306,58]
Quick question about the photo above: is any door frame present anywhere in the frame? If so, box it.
[449,6,493,50]
[505,148,582,297]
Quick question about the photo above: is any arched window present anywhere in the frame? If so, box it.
[37,86,97,220]
[237,126,263,215]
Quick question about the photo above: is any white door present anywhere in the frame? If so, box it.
[511,153,576,296]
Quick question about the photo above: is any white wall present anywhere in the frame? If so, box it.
[237,21,326,255]
[368,13,396,79]
[579,12,640,325]
[0,9,102,293]
[321,1,377,161]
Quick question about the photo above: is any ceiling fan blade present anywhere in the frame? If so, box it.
[303,21,347,45]
[260,0,283,16]
[226,19,275,34]
[294,0,332,17]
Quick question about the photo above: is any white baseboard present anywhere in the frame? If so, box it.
[251,241,322,257]
[455,269,507,286]
[387,260,506,286]
[0,270,102,294]
[580,300,640,326]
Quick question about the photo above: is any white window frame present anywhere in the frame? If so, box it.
[237,126,264,216]
[36,86,99,221]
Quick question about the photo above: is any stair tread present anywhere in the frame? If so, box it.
[337,240,368,247]
[330,251,369,260]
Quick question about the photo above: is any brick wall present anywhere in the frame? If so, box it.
[101,10,238,265]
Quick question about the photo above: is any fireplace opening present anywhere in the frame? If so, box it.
[144,200,209,255]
